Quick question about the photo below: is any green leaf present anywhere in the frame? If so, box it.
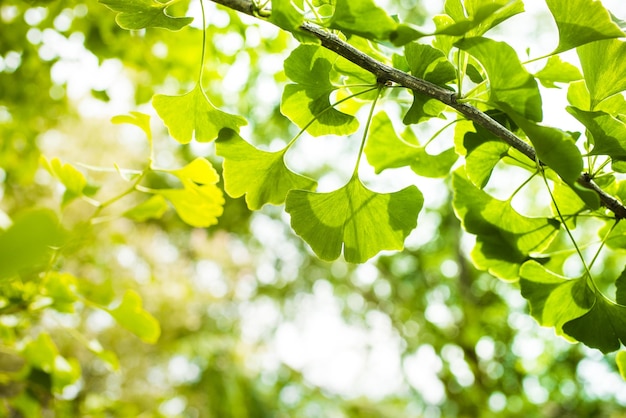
[513,117,583,183]
[465,140,509,188]
[0,210,64,280]
[154,159,224,228]
[112,111,152,141]
[42,272,77,314]
[617,268,626,305]
[456,37,543,122]
[108,290,161,344]
[270,0,303,32]
[563,293,626,353]
[403,94,447,125]
[405,43,456,86]
[534,56,582,88]
[578,39,626,108]
[153,83,247,144]
[22,333,58,373]
[328,0,398,40]
[519,261,592,334]
[123,195,169,222]
[545,0,624,54]
[567,107,626,158]
[281,45,358,136]
[390,24,426,47]
[99,0,193,31]
[216,129,316,210]
[618,351,626,380]
[364,113,457,177]
[40,156,87,205]
[437,0,524,38]
[286,176,423,263]
[452,168,559,280]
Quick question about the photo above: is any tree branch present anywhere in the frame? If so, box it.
[209,0,626,219]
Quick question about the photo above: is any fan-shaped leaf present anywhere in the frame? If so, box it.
[99,0,193,31]
[286,176,422,263]
[108,290,160,344]
[578,39,626,108]
[546,0,624,54]
[216,129,317,210]
[153,84,247,144]
[456,37,542,122]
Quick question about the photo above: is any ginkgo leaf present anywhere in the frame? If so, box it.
[453,168,559,280]
[465,140,509,188]
[215,129,316,210]
[405,43,456,87]
[150,158,224,227]
[22,333,59,373]
[365,113,457,177]
[563,292,626,353]
[519,261,592,334]
[123,195,169,222]
[513,117,583,184]
[0,210,64,281]
[534,56,582,88]
[436,0,524,38]
[112,111,152,141]
[155,181,224,228]
[457,37,543,122]
[108,290,160,344]
[567,107,626,158]
[270,0,303,32]
[281,45,358,136]
[286,175,423,263]
[40,157,87,205]
[328,0,398,40]
[99,0,193,31]
[153,83,247,144]
[578,39,626,108]
[163,157,220,185]
[545,0,624,54]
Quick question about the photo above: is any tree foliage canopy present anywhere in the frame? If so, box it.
[2,0,626,416]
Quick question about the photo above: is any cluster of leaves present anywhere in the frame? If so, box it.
[95,0,626,358]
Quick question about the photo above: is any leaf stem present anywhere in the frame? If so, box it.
[538,162,593,281]
[198,0,207,84]
[92,170,147,218]
[353,85,383,177]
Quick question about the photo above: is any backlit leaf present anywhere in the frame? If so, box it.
[578,39,626,108]
[216,129,317,209]
[534,56,582,88]
[567,107,626,158]
[22,333,58,373]
[563,293,626,353]
[270,0,303,32]
[452,168,559,280]
[40,157,87,205]
[156,182,224,228]
[328,0,398,40]
[519,261,592,334]
[99,0,193,31]
[0,210,64,280]
[465,140,509,188]
[123,195,169,222]
[286,175,423,263]
[365,113,457,177]
[513,117,583,184]
[108,290,161,344]
[545,0,624,54]
[457,37,543,122]
[437,0,524,38]
[281,45,358,136]
[112,111,152,141]
[153,83,247,144]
